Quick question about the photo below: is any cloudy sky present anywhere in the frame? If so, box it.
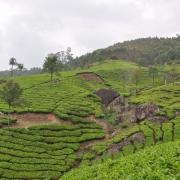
[0,0,180,70]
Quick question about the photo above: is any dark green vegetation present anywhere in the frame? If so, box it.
[0,60,180,179]
[0,67,42,78]
[0,116,17,127]
[74,36,180,68]
[0,80,23,130]
[61,118,180,179]
[61,139,180,180]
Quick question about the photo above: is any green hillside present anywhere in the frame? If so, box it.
[0,60,180,179]
[61,139,180,180]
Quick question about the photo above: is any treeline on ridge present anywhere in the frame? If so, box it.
[73,35,180,68]
[0,67,42,78]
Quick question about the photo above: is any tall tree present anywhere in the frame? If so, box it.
[161,61,179,85]
[9,57,17,77]
[138,58,145,68]
[66,47,73,64]
[132,68,141,96]
[148,66,158,87]
[120,69,129,92]
[43,54,62,88]
[17,63,24,76]
[0,80,23,130]
[170,61,177,86]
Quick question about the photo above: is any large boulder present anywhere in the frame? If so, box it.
[135,102,160,121]
[95,89,120,106]
[147,116,165,124]
[108,96,124,108]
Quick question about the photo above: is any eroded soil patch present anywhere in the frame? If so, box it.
[6,113,73,129]
[76,72,104,83]
[79,116,114,149]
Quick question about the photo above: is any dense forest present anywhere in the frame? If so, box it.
[73,35,180,68]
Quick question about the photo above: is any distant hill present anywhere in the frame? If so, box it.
[74,35,180,68]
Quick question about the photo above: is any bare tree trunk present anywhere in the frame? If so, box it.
[11,65,13,77]
[153,76,154,87]
[50,71,52,88]
[8,104,10,131]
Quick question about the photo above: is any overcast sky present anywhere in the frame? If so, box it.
[0,0,180,70]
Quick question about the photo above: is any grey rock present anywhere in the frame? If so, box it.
[114,116,121,125]
[109,96,124,108]
[176,111,180,117]
[148,116,165,124]
[135,102,160,121]
[130,115,137,123]
[116,107,125,114]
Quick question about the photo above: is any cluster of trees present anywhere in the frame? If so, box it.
[0,67,42,78]
[72,35,180,68]
[51,47,73,70]
[0,58,29,129]
[0,47,74,127]
[120,61,180,96]
[42,47,73,87]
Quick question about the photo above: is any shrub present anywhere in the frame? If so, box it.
[121,122,128,128]
[166,110,176,120]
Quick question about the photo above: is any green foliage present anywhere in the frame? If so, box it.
[134,141,144,150]
[1,58,180,179]
[61,140,180,180]
[166,110,176,119]
[104,108,116,125]
[0,79,23,106]
[91,125,140,155]
[130,84,180,120]
[0,116,17,125]
[148,66,158,86]
[121,122,128,128]
[9,57,17,77]
[74,36,180,68]
[0,79,23,130]
[132,68,142,95]
[0,121,105,179]
[83,153,95,160]
[122,144,135,155]
[43,54,62,87]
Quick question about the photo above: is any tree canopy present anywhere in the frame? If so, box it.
[73,36,180,68]
[43,54,63,87]
[0,79,23,130]
[9,57,17,77]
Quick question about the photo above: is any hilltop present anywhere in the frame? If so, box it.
[74,36,180,68]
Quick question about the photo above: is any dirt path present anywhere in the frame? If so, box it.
[7,113,73,129]
[79,116,114,149]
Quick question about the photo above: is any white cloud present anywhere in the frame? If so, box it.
[0,0,180,70]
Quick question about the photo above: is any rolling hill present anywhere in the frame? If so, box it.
[0,60,180,179]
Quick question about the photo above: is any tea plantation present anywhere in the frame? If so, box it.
[0,121,105,179]
[0,60,180,179]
